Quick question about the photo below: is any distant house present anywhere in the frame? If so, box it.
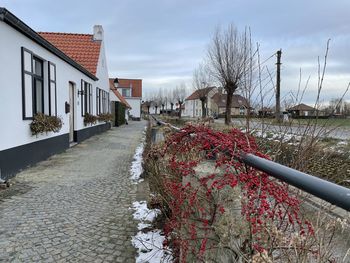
[287,103,318,117]
[0,8,111,179]
[109,78,142,120]
[211,93,251,116]
[184,87,217,117]
[258,107,274,117]
[109,79,131,109]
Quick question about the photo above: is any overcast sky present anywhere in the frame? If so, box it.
[2,0,350,104]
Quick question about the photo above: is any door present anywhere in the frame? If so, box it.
[69,82,75,143]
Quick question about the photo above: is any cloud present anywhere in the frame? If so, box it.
[2,0,350,102]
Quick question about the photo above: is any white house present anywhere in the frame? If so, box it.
[109,78,142,120]
[0,8,111,180]
[183,87,217,117]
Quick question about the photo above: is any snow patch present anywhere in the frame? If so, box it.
[130,201,173,262]
[132,230,169,263]
[131,201,161,222]
[252,129,302,145]
[130,140,145,183]
[337,140,348,146]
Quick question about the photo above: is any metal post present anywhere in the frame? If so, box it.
[276,50,282,122]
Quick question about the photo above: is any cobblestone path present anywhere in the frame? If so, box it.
[0,121,147,262]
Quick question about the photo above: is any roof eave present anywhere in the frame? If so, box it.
[0,8,98,81]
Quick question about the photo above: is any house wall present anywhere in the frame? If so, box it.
[110,90,119,102]
[148,105,157,115]
[0,21,110,179]
[207,89,218,117]
[95,40,110,100]
[184,89,218,118]
[126,98,141,118]
[183,100,193,117]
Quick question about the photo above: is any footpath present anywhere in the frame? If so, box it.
[0,120,147,262]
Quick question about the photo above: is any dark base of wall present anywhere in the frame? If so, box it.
[0,133,69,180]
[74,122,111,143]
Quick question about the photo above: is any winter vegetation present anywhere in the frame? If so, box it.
[140,23,350,262]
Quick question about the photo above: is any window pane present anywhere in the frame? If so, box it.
[34,59,43,77]
[35,79,43,113]
[121,89,131,97]
[50,64,56,81]
[24,51,32,72]
[89,85,93,114]
[24,74,33,117]
[50,83,56,116]
[44,79,49,114]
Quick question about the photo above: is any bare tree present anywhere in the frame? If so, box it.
[193,63,212,118]
[158,88,165,115]
[207,24,252,124]
[173,83,187,118]
[151,95,160,115]
[143,100,152,114]
[168,88,175,112]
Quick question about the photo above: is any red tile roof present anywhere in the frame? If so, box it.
[186,87,215,100]
[38,32,101,76]
[109,79,131,108]
[111,78,142,98]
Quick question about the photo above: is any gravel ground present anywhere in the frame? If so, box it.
[0,120,147,262]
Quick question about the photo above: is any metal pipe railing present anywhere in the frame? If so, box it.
[240,153,350,211]
[150,115,350,211]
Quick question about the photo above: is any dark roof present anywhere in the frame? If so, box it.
[0,8,98,80]
[211,93,249,108]
[186,87,215,101]
[39,32,101,76]
[287,103,316,111]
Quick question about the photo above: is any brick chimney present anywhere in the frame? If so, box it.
[93,25,104,41]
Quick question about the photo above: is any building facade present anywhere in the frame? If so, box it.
[0,8,111,180]
[109,78,142,120]
[184,87,217,118]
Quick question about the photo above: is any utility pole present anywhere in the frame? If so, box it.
[276,49,282,122]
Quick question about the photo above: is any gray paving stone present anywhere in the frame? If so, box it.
[0,121,147,262]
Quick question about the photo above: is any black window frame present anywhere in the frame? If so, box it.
[81,80,93,116]
[21,47,50,120]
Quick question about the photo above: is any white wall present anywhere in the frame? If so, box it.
[184,89,218,118]
[0,21,109,151]
[184,100,198,117]
[95,40,110,96]
[110,90,119,102]
[126,98,141,118]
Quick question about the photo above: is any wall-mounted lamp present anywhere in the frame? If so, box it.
[113,78,119,89]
